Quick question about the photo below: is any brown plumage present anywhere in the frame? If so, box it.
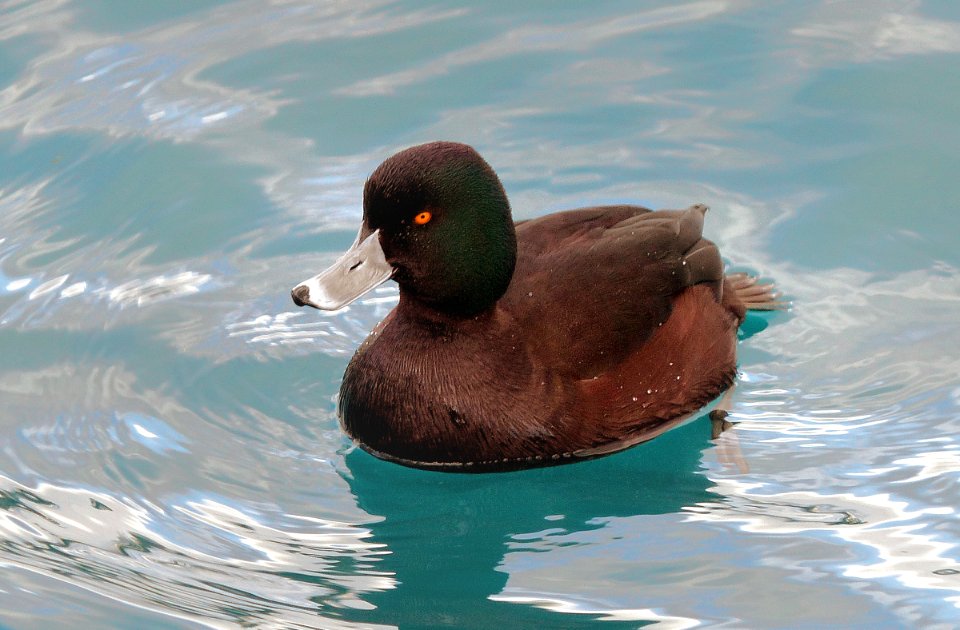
[292,142,782,472]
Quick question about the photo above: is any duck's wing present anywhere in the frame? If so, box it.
[505,204,727,379]
[512,205,652,253]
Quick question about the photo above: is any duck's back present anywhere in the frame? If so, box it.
[504,204,742,380]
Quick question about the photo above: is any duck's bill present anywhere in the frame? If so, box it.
[291,229,393,310]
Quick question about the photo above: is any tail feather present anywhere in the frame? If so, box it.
[727,272,788,311]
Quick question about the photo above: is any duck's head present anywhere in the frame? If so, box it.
[292,142,517,316]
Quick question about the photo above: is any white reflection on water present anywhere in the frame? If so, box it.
[0,476,395,627]
[17,269,213,308]
[893,450,960,484]
[1,0,462,139]
[0,0,464,229]
[26,273,68,299]
[336,1,735,96]
[107,271,213,307]
[226,286,397,354]
[490,592,699,628]
[0,179,54,298]
[685,481,960,605]
[792,2,960,64]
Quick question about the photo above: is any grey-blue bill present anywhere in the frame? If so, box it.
[291,229,392,310]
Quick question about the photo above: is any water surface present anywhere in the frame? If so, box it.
[2,1,959,628]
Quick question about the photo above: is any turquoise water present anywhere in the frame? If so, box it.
[2,1,959,627]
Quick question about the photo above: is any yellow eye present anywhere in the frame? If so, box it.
[414,211,432,225]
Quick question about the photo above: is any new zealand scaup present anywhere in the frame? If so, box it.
[292,141,780,472]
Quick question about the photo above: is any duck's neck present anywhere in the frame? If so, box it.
[396,291,499,333]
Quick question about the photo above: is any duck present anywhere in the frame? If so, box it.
[291,141,781,472]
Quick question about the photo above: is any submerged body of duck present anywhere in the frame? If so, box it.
[292,142,779,471]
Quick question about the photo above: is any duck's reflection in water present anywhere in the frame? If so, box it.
[342,413,725,627]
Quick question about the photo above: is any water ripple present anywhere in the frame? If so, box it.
[225,286,397,356]
[0,0,464,235]
[0,477,394,628]
[1,0,959,626]
[685,483,960,599]
[793,3,960,64]
[337,1,735,96]
[106,271,214,308]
